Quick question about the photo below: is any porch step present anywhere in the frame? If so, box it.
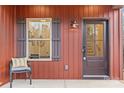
[83,75,110,80]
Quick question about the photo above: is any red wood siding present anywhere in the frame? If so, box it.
[0,6,123,84]
[0,6,16,85]
[15,5,122,80]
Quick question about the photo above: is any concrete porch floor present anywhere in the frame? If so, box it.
[1,80,124,88]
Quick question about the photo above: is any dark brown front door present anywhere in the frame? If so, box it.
[83,20,108,76]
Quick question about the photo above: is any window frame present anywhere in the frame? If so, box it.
[26,18,52,61]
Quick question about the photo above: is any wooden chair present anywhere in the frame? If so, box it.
[10,58,32,88]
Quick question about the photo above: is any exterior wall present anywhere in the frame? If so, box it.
[15,5,122,80]
[0,6,16,85]
[0,6,122,85]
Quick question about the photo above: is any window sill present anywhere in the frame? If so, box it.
[27,58,52,61]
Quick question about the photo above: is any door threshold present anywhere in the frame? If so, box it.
[83,75,109,80]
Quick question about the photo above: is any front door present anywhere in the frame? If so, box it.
[83,20,108,77]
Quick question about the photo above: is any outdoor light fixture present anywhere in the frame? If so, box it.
[70,19,79,29]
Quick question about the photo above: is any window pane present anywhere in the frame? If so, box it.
[86,24,95,56]
[28,40,40,59]
[95,24,104,40]
[28,40,50,59]
[39,40,50,58]
[95,40,104,57]
[28,19,51,39]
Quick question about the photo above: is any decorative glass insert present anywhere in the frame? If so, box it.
[26,18,52,60]
[86,23,104,57]
[86,24,95,56]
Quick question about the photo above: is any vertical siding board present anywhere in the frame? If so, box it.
[103,6,109,17]
[83,5,88,17]
[68,6,74,79]
[78,5,81,79]
[113,10,119,79]
[4,6,7,80]
[89,6,94,17]
[79,6,83,17]
[108,8,114,79]
[45,6,49,18]
[119,9,123,80]
[5,6,8,80]
[0,6,4,81]
[2,6,4,81]
[78,6,83,79]
[6,6,10,79]
[98,6,103,17]
[78,6,82,79]
[93,6,99,17]
[63,6,69,79]
[73,6,80,79]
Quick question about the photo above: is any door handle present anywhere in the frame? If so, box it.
[83,57,86,61]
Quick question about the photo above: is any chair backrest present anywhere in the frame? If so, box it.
[12,58,28,68]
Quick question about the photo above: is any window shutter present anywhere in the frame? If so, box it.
[52,18,61,61]
[16,19,26,57]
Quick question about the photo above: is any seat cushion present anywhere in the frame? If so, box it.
[12,58,28,67]
[12,67,31,72]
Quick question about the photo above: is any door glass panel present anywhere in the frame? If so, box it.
[95,41,103,56]
[86,23,104,57]
[95,24,104,57]
[86,24,95,56]
[95,24,104,40]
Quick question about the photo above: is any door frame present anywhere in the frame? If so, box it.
[82,17,110,79]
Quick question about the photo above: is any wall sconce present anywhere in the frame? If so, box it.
[70,19,79,29]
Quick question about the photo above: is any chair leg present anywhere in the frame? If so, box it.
[29,72,32,85]
[10,72,12,88]
[25,72,27,81]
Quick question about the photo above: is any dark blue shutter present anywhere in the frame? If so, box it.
[52,18,61,61]
[16,19,26,57]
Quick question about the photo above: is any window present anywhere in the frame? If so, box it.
[16,18,61,61]
[26,18,52,61]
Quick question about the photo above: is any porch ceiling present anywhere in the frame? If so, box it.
[112,5,124,9]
